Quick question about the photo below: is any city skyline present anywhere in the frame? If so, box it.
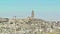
[0,0,60,21]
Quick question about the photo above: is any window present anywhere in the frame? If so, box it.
[0,21,2,23]
[10,22,13,24]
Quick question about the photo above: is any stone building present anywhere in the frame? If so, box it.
[0,18,9,22]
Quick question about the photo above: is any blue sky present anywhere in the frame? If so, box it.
[0,0,60,21]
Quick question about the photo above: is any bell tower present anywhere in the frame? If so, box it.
[31,10,34,18]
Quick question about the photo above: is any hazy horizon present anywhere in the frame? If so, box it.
[0,0,60,21]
